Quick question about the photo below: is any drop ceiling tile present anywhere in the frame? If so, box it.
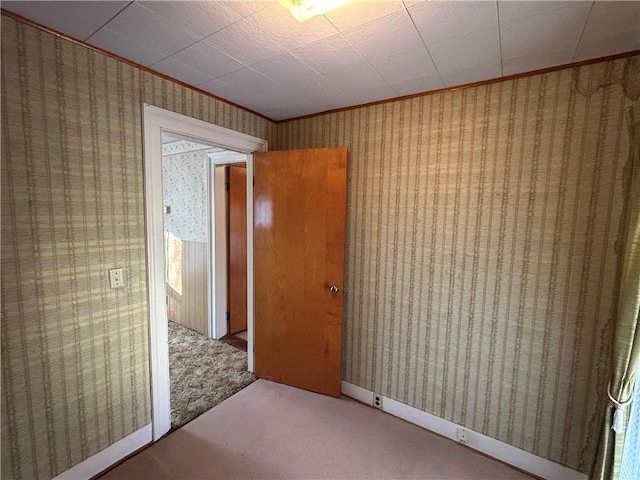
[323,1,405,31]
[343,10,424,58]
[139,1,242,40]
[439,60,502,87]
[168,41,244,79]
[2,1,129,40]
[390,74,445,96]
[151,57,213,86]
[97,3,199,57]
[216,68,280,97]
[428,27,501,73]
[289,76,346,103]
[312,93,353,111]
[403,0,429,6]
[204,20,286,66]
[87,27,165,66]
[69,1,130,25]
[246,3,338,50]
[198,78,246,101]
[500,3,591,59]
[580,0,639,39]
[292,34,366,75]
[502,47,574,76]
[574,1,640,61]
[223,1,276,18]
[409,1,498,45]
[269,101,324,121]
[575,29,640,62]
[324,63,387,93]
[498,1,582,24]
[350,84,398,104]
[368,47,438,84]
[234,95,280,114]
[238,87,313,113]
[252,54,319,83]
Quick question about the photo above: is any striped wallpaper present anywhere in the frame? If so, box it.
[273,56,639,474]
[0,15,272,480]
[2,10,638,480]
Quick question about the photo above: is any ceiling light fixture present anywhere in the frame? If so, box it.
[278,0,349,22]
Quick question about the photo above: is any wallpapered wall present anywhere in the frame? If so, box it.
[163,149,209,243]
[273,56,639,474]
[2,10,639,480]
[0,15,273,480]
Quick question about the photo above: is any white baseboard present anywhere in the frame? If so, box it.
[341,380,374,405]
[53,424,152,480]
[341,381,586,480]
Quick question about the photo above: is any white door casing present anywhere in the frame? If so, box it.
[142,104,267,440]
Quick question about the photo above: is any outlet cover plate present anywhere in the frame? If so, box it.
[109,268,124,289]
[456,427,469,444]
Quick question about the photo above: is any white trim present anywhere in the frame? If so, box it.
[206,158,213,338]
[145,105,267,153]
[162,140,217,156]
[52,424,151,480]
[143,108,171,440]
[246,154,255,372]
[208,150,251,342]
[212,165,228,340]
[209,154,255,372]
[341,380,374,405]
[143,104,267,441]
[340,382,586,480]
[209,150,248,165]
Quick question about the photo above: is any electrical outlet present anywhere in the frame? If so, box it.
[456,427,469,444]
[373,394,383,409]
[109,268,124,289]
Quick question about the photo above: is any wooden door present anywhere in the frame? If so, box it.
[228,165,248,334]
[254,147,347,397]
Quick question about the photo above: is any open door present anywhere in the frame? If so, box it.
[228,165,248,335]
[254,147,347,397]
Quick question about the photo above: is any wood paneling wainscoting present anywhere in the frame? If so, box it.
[167,239,208,336]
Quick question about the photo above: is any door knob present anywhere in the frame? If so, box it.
[330,285,340,293]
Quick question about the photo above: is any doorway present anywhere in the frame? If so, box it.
[145,105,348,441]
[144,105,268,440]
[219,164,249,351]
[161,133,254,429]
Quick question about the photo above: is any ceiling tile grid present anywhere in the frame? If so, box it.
[86,26,165,66]
[139,1,242,40]
[2,0,638,121]
[499,2,593,75]
[164,40,245,79]
[409,0,499,45]
[88,3,201,58]
[1,1,129,41]
[574,1,640,61]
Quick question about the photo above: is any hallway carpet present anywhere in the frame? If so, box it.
[103,380,532,479]
[169,321,255,429]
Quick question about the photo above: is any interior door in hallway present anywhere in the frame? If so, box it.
[228,165,248,335]
[254,147,347,397]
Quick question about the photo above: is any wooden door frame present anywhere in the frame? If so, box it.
[209,154,250,341]
[143,104,267,441]
[221,162,249,336]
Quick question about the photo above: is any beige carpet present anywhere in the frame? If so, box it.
[169,321,255,429]
[103,380,533,479]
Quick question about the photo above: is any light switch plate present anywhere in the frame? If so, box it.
[109,268,124,289]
